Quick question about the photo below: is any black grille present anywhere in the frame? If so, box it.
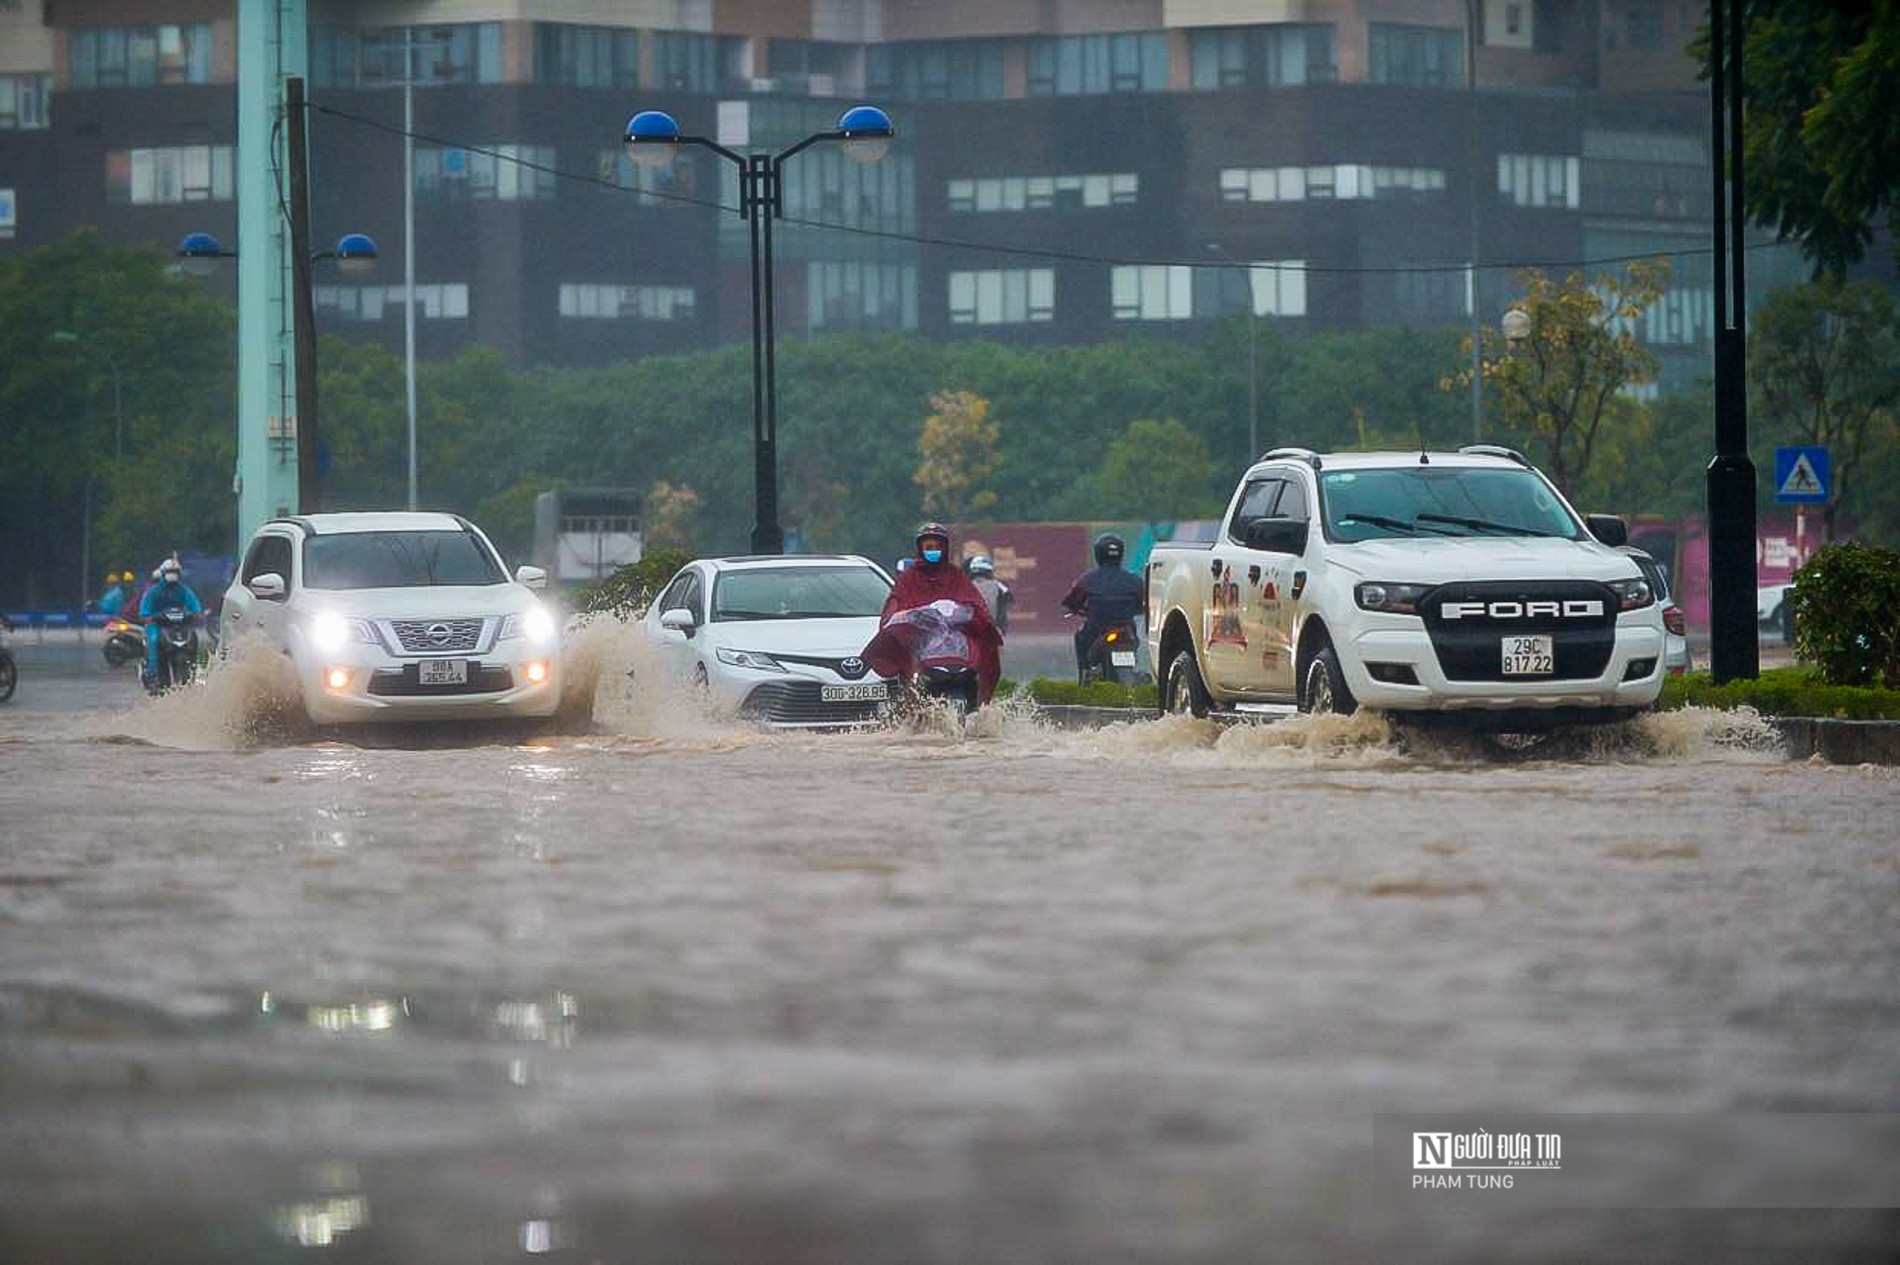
[389,618,483,653]
[367,663,513,697]
[1420,581,1618,682]
[740,680,886,726]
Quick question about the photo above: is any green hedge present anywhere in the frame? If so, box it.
[1789,541,1900,688]
[1659,667,1900,719]
[1001,677,1159,709]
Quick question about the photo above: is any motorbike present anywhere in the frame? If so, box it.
[0,615,16,704]
[145,606,201,694]
[862,599,984,719]
[102,613,144,668]
[1078,617,1141,686]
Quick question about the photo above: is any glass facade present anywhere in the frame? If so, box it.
[535,24,640,89]
[1026,33,1167,95]
[310,24,503,87]
[1368,24,1462,87]
[1190,25,1337,89]
[69,24,213,88]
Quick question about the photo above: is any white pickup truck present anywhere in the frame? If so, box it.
[1144,446,1668,731]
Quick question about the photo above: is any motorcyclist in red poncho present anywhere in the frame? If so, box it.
[862,522,1004,707]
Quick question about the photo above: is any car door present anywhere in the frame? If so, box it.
[1245,475,1308,700]
[1203,476,1281,694]
[650,567,704,681]
[228,530,296,648]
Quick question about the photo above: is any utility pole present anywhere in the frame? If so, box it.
[1466,0,1484,441]
[286,75,320,513]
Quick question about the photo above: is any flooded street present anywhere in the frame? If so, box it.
[1,630,1897,1262]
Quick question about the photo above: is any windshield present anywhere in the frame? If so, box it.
[711,565,890,620]
[303,530,506,590]
[1319,466,1582,542]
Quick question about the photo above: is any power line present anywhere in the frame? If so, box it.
[310,99,1798,279]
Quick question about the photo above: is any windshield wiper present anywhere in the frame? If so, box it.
[1415,512,1553,538]
[714,610,775,620]
[1336,513,1419,535]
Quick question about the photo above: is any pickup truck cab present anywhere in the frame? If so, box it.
[1145,446,1667,731]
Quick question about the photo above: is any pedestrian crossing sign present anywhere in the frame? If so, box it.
[1774,446,1830,504]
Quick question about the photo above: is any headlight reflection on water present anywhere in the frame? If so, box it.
[273,1162,369,1247]
[259,992,409,1034]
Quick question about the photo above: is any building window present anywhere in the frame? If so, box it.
[416,145,557,201]
[0,188,15,240]
[314,283,470,321]
[1606,0,1665,51]
[311,24,502,87]
[865,39,1005,100]
[1189,25,1337,89]
[807,262,918,332]
[949,270,1054,325]
[0,74,52,129]
[597,150,697,205]
[1112,265,1194,320]
[1219,165,1445,202]
[1498,153,1580,208]
[105,146,235,205]
[1027,33,1167,95]
[654,32,736,93]
[947,172,1137,213]
[1393,263,1467,322]
[558,284,696,320]
[69,24,214,88]
[535,24,640,89]
[1368,24,1461,87]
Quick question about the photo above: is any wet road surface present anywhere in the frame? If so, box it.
[0,629,1895,1262]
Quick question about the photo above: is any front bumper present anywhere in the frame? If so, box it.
[298,651,562,725]
[1343,620,1666,716]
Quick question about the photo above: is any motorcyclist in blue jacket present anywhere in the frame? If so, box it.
[1061,533,1143,678]
[140,558,203,686]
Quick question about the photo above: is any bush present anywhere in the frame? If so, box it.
[1788,541,1900,687]
[1658,666,1900,719]
[568,546,694,618]
[1005,677,1159,709]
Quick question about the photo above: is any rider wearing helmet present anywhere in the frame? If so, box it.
[97,571,130,617]
[871,522,1005,704]
[138,557,203,686]
[964,554,1012,634]
[1061,533,1143,677]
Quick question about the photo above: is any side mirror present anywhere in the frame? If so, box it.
[515,564,548,590]
[659,607,696,635]
[1585,514,1628,547]
[250,573,287,601]
[1244,517,1310,556]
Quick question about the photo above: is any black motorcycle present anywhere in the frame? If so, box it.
[0,614,16,704]
[1079,618,1141,687]
[145,606,200,694]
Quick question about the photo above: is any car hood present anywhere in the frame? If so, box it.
[298,584,535,618]
[702,615,884,657]
[1326,536,1641,583]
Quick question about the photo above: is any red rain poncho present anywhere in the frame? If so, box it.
[863,561,1004,704]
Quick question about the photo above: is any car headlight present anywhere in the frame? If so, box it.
[715,647,785,673]
[1608,578,1653,611]
[500,603,558,646]
[310,612,375,654]
[1355,582,1430,614]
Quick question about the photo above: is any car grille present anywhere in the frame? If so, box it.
[740,681,885,727]
[1420,581,1618,682]
[389,618,484,654]
[367,664,514,697]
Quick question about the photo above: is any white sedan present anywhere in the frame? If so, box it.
[641,555,895,727]
[221,511,563,725]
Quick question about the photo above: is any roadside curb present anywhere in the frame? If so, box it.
[1032,705,1900,765]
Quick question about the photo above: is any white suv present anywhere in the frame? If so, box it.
[222,512,562,725]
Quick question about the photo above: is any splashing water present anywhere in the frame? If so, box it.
[98,632,309,752]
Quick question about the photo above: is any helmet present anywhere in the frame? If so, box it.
[967,554,995,577]
[1093,533,1125,567]
[158,558,182,581]
[914,521,950,565]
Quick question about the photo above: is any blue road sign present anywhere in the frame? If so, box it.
[1774,446,1831,504]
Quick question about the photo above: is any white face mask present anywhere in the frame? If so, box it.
[162,572,181,584]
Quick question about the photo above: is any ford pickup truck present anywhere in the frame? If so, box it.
[1144,446,1668,731]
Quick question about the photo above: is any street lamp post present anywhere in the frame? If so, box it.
[1206,245,1259,463]
[179,225,378,513]
[623,104,894,555]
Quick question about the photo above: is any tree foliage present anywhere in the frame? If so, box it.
[1748,277,1900,539]
[1081,418,1224,520]
[1463,262,1666,495]
[914,390,1000,521]
[1699,2,1900,275]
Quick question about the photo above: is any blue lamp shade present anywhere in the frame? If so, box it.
[837,105,894,164]
[334,232,378,277]
[624,110,682,169]
[177,230,225,278]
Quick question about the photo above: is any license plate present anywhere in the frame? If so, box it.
[822,682,889,702]
[1110,651,1137,668]
[419,658,468,685]
[1501,635,1554,676]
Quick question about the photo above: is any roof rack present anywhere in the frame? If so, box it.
[1262,446,1323,471]
[1458,443,1530,468]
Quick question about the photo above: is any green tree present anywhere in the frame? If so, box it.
[1465,262,1667,495]
[1749,277,1900,540]
[1078,418,1224,520]
[1698,3,1900,276]
[915,389,1001,520]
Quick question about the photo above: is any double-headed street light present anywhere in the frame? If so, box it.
[178,227,377,512]
[623,104,894,554]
